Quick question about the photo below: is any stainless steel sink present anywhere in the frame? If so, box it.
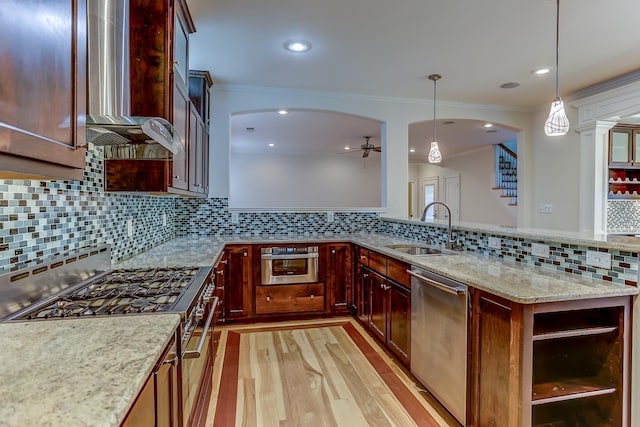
[385,244,443,255]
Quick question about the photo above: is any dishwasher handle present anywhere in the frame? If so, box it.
[407,269,466,296]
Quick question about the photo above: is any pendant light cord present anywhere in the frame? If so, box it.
[432,78,437,142]
[555,0,560,99]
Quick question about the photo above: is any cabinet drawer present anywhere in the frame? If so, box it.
[368,251,387,275]
[387,258,410,287]
[255,284,325,314]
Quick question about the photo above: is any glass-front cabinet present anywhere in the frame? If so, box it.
[608,125,640,199]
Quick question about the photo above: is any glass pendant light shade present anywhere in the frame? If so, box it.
[428,141,442,163]
[544,97,569,136]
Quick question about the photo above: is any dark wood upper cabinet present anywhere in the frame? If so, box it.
[0,0,87,180]
[129,0,195,120]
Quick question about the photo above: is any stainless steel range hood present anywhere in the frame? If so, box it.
[86,0,178,154]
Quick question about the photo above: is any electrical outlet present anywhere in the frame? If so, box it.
[231,212,239,224]
[127,219,133,237]
[538,203,553,214]
[162,213,167,227]
[531,243,550,258]
[488,237,501,249]
[586,250,611,269]
[327,211,334,223]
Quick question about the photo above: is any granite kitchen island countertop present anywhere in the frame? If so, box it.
[119,234,638,304]
[0,314,180,427]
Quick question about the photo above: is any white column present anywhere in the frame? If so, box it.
[383,120,409,217]
[574,121,615,233]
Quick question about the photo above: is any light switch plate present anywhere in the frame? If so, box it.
[231,212,239,224]
[127,219,133,237]
[162,213,167,227]
[488,237,501,249]
[586,250,612,269]
[327,211,334,223]
[531,242,550,258]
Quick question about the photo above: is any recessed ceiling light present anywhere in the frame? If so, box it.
[486,129,498,133]
[277,109,289,115]
[533,68,551,75]
[500,82,520,89]
[409,148,416,153]
[268,143,275,147]
[442,120,455,125]
[344,146,350,150]
[285,40,311,53]
[483,123,493,128]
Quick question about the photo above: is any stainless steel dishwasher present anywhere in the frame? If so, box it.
[409,266,468,425]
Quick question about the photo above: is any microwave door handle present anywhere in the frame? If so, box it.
[261,253,319,260]
[182,306,215,359]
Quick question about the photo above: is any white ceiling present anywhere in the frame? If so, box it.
[187,0,640,159]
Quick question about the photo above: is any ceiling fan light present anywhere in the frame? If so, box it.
[428,141,442,163]
[544,97,569,136]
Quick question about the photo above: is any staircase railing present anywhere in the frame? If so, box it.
[495,143,518,205]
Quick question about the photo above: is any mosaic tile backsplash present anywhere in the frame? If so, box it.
[608,200,640,233]
[0,148,176,272]
[174,197,381,237]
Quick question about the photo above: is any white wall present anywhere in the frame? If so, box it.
[525,104,581,231]
[210,85,534,218]
[409,145,517,226]
[230,152,381,209]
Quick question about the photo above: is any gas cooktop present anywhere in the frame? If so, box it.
[21,267,202,319]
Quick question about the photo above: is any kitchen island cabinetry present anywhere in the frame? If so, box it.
[355,246,411,367]
[0,0,86,180]
[470,290,630,426]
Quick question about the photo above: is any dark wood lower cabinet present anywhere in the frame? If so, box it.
[387,281,411,365]
[357,262,411,367]
[470,290,631,427]
[326,243,353,314]
[223,245,252,321]
[255,284,325,315]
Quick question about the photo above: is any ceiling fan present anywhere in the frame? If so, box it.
[341,136,382,158]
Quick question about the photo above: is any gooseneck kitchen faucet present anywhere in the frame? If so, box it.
[421,201,456,250]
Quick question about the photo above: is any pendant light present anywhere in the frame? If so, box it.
[544,0,569,136]
[428,74,443,163]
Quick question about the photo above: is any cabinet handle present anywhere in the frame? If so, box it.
[243,251,248,257]
[220,260,228,264]
[173,60,180,65]
[363,273,368,278]
[216,270,224,275]
[332,250,336,254]
[360,255,367,259]
[174,175,180,179]
[310,294,315,299]
[266,296,271,302]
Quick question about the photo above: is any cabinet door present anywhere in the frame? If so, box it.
[0,0,86,177]
[214,255,228,323]
[369,272,387,342]
[224,246,252,320]
[327,243,353,313]
[188,103,202,193]
[356,266,371,324]
[471,291,523,427]
[173,12,189,87]
[387,281,411,366]
[172,82,190,190]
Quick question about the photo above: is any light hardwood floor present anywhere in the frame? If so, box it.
[205,318,458,427]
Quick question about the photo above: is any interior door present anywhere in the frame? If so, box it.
[444,174,460,221]
[421,177,439,221]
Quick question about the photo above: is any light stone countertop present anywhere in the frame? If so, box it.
[0,314,180,427]
[118,234,638,304]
